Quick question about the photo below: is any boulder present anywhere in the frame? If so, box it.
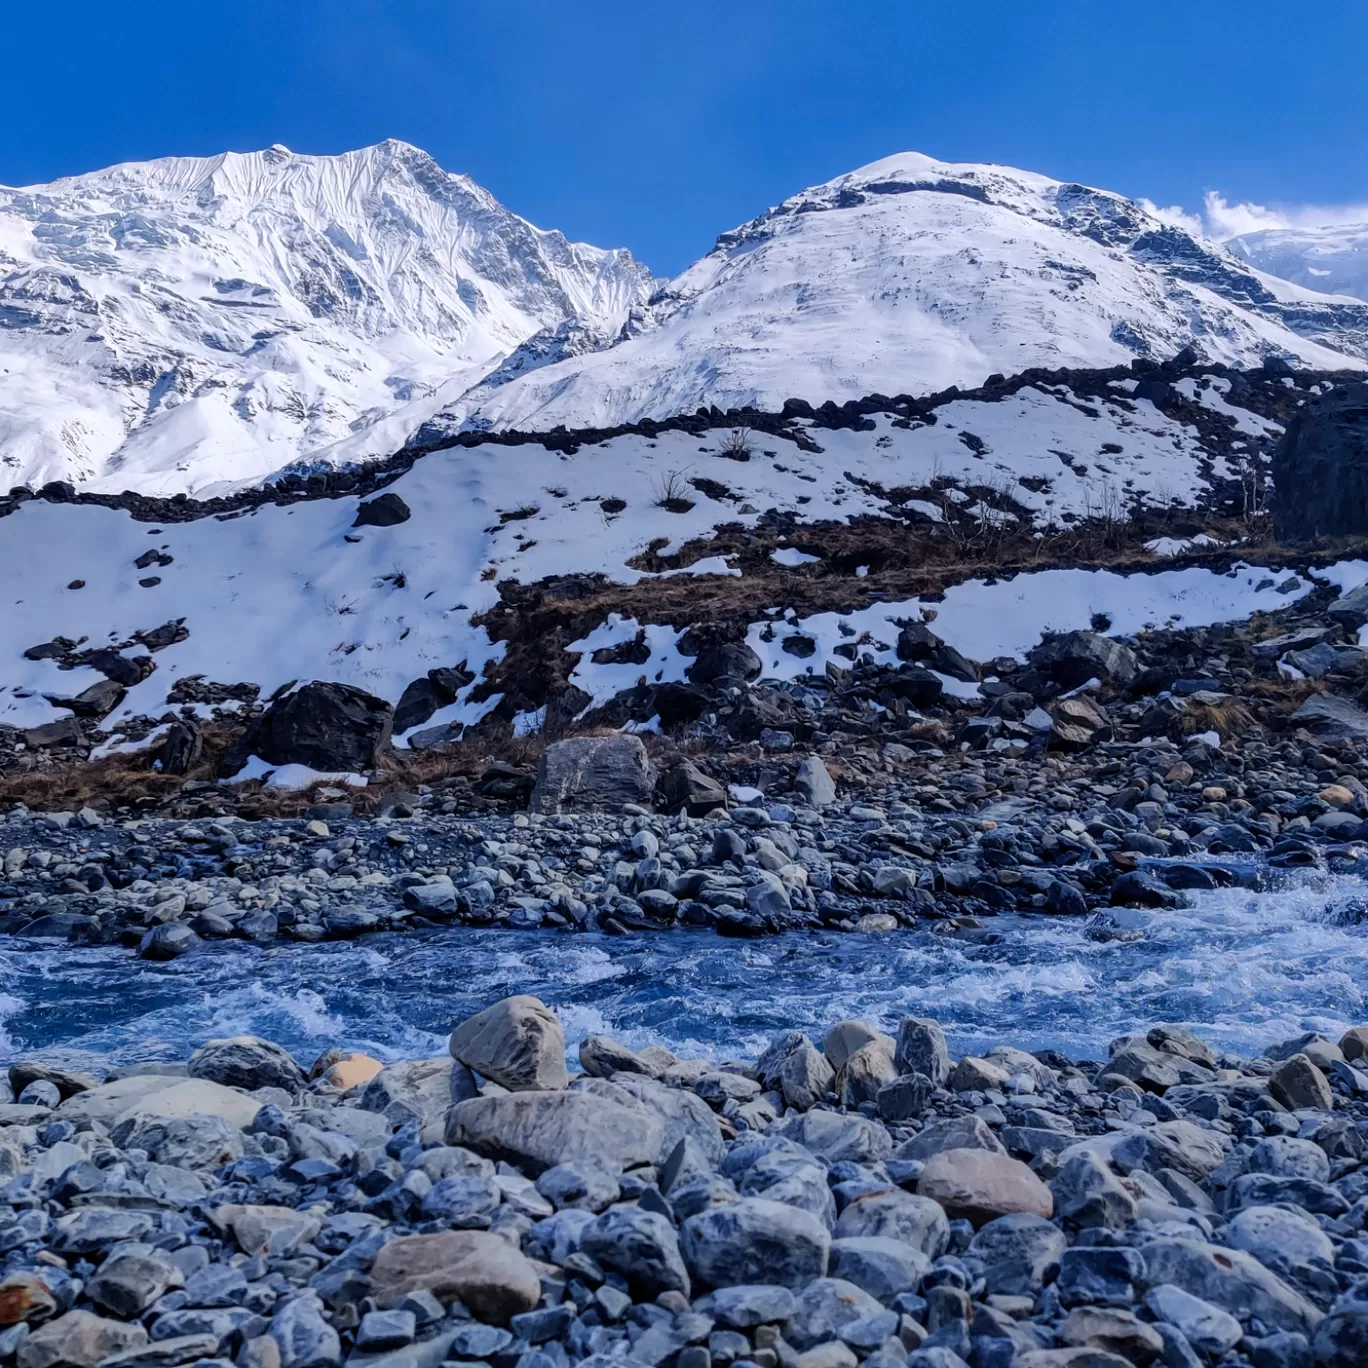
[222,680,393,775]
[967,1213,1067,1296]
[58,1076,260,1129]
[580,1206,691,1299]
[917,1148,1054,1225]
[828,1237,930,1303]
[15,1310,147,1368]
[680,1197,830,1289]
[780,1040,836,1111]
[1144,1284,1241,1355]
[1269,1053,1334,1110]
[659,759,727,816]
[1029,631,1138,690]
[445,1091,663,1174]
[1140,1237,1323,1337]
[896,1115,1005,1162]
[368,1230,541,1324]
[353,492,412,527]
[360,1058,477,1127]
[530,735,655,814]
[785,1279,885,1351]
[893,1017,949,1085]
[795,756,837,807]
[0,1273,57,1328]
[1272,381,1368,542]
[686,641,762,686]
[448,995,568,1091]
[1290,693,1368,744]
[834,1188,950,1259]
[187,1036,305,1093]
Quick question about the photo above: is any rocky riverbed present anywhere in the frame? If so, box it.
[5,718,1368,955]
[3,997,1368,1368]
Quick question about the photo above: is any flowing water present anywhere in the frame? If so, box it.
[3,870,1367,1074]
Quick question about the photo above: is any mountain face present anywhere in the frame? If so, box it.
[1227,223,1368,306]
[0,141,654,495]
[3,144,1367,498]
[432,153,1368,438]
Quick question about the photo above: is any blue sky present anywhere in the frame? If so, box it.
[4,0,1365,274]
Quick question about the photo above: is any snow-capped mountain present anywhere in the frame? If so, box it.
[0,141,654,494]
[1226,222,1368,306]
[432,153,1368,437]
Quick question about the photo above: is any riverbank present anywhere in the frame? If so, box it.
[3,996,1368,1368]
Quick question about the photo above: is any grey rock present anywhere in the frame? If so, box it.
[446,1090,663,1174]
[535,1159,621,1212]
[680,1197,831,1289]
[580,1206,691,1299]
[702,1284,796,1329]
[786,1278,884,1351]
[834,1188,950,1259]
[1145,1284,1243,1355]
[795,757,837,807]
[774,1110,893,1165]
[895,1116,1004,1163]
[448,995,568,1091]
[829,1236,930,1302]
[188,1037,304,1093]
[1140,1237,1323,1336]
[966,1213,1067,1296]
[360,1057,476,1127]
[270,1295,341,1368]
[894,1018,949,1086]
[1051,1150,1138,1229]
[530,735,655,814]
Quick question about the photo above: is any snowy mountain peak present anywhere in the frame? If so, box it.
[0,142,656,494]
[437,152,1368,438]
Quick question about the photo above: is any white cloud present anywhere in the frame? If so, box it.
[1138,198,1204,236]
[1203,190,1368,241]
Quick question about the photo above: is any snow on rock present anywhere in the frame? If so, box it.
[443,152,1368,435]
[0,141,654,495]
[744,563,1322,683]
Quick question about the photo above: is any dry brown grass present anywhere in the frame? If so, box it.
[1173,698,1259,741]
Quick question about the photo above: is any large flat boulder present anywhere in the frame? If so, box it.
[530,736,654,814]
[57,1076,259,1129]
[445,1091,663,1174]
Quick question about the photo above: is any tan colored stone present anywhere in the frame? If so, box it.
[368,1230,541,1324]
[0,1273,57,1328]
[1319,784,1356,808]
[1269,1053,1334,1111]
[16,1310,147,1368]
[323,1052,384,1090]
[1059,1307,1164,1361]
[948,1056,1011,1092]
[917,1147,1053,1226]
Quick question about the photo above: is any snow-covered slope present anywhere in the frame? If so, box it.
[1227,223,1368,306]
[434,153,1368,437]
[0,141,654,494]
[0,369,1307,740]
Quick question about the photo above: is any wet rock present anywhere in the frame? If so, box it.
[448,995,568,1091]
[188,1036,305,1093]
